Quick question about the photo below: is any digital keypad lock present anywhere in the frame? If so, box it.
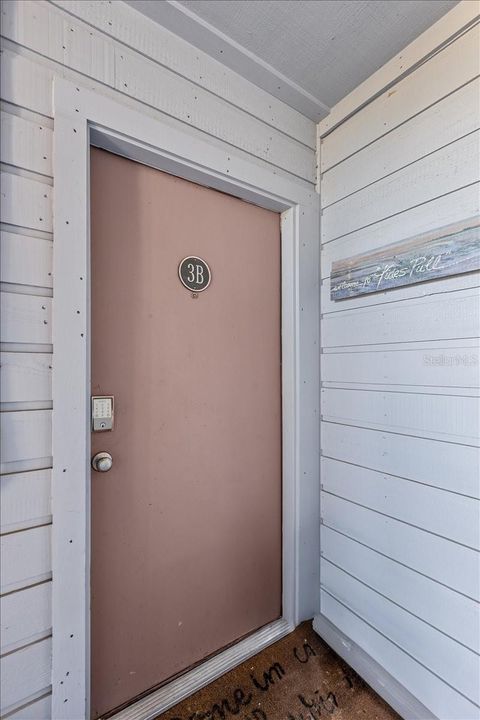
[91,396,114,432]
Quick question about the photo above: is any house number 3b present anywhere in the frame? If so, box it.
[178,256,212,292]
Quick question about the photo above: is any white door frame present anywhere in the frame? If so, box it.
[52,78,320,720]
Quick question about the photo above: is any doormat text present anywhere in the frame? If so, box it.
[169,642,353,720]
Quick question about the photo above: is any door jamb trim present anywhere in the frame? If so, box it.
[52,78,320,720]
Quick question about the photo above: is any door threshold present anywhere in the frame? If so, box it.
[104,618,294,720]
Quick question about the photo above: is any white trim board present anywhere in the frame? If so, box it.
[52,78,320,720]
[313,615,437,720]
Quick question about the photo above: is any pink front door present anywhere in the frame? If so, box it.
[90,148,282,718]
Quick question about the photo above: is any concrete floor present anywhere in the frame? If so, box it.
[157,621,400,720]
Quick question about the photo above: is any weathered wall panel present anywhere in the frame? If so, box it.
[319,23,480,170]
[315,17,480,720]
[1,582,52,654]
[0,0,316,711]
[1,469,52,533]
[0,638,52,716]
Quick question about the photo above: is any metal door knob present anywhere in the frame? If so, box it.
[92,452,113,472]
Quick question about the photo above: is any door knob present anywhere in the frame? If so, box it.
[92,452,113,472]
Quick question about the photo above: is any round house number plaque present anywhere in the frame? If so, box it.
[178,256,211,292]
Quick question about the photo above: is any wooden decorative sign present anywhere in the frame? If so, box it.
[330,218,480,300]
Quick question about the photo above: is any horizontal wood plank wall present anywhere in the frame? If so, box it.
[0,0,316,714]
[316,18,480,720]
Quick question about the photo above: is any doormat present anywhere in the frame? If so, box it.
[157,621,400,720]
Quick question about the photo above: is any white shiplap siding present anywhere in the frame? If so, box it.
[315,18,480,720]
[0,0,316,715]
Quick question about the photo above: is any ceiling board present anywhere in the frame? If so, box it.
[126,0,459,120]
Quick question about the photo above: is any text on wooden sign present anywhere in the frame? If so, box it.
[330,218,480,300]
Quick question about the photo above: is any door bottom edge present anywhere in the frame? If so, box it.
[102,618,294,720]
